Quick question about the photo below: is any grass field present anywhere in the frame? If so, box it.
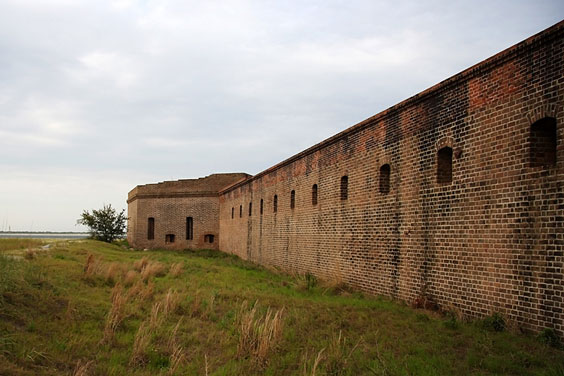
[0,239,562,375]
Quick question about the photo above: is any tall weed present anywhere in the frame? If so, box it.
[101,283,128,345]
[237,301,285,368]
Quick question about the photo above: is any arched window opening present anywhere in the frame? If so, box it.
[530,117,557,167]
[186,217,193,240]
[340,176,348,200]
[204,234,215,243]
[260,199,263,215]
[379,164,391,194]
[273,195,278,213]
[147,217,154,240]
[312,184,318,206]
[165,234,175,243]
[290,190,295,209]
[249,202,252,216]
[239,205,242,218]
[437,147,453,184]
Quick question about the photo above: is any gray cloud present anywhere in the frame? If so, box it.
[1,0,562,231]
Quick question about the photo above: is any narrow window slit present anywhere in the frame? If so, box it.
[530,117,557,167]
[147,217,154,240]
[340,176,348,200]
[379,164,391,194]
[437,147,453,184]
[290,190,295,209]
[312,184,318,206]
[186,217,193,240]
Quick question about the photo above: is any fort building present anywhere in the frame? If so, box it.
[128,21,564,338]
[127,173,249,250]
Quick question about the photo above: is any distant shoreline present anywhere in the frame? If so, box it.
[0,231,89,234]
[0,232,90,239]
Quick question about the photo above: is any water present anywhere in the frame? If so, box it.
[0,232,89,239]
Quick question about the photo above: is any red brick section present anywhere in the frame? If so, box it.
[218,21,564,337]
[127,173,249,250]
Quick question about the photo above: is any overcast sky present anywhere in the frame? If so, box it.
[0,0,562,232]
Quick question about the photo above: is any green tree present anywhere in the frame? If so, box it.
[77,204,127,243]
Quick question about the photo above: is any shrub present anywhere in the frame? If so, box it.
[443,312,458,330]
[305,272,317,290]
[77,204,126,243]
[538,328,562,349]
[482,313,505,332]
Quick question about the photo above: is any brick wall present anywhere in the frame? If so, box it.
[218,22,564,336]
[128,195,219,250]
[127,173,248,250]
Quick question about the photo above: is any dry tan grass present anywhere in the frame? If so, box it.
[169,262,183,277]
[167,318,183,352]
[23,249,36,260]
[149,301,164,329]
[72,359,94,376]
[104,262,122,285]
[83,253,103,277]
[123,270,138,287]
[323,330,362,375]
[163,288,180,316]
[127,280,154,302]
[84,254,95,274]
[127,279,144,300]
[101,283,128,345]
[129,321,151,367]
[167,343,185,375]
[237,301,285,368]
[141,261,167,281]
[140,280,155,301]
[65,300,77,322]
[189,295,202,318]
[83,254,125,286]
[133,256,149,272]
[302,348,325,376]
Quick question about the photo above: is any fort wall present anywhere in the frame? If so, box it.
[127,173,248,249]
[218,22,564,336]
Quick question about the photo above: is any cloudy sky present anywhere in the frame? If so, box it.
[0,0,562,232]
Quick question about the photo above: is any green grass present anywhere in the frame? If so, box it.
[0,238,46,252]
[0,238,562,375]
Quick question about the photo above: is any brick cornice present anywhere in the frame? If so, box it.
[127,191,219,203]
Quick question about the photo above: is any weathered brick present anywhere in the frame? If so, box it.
[128,21,564,338]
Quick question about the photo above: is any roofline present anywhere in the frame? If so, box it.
[220,20,564,195]
[127,191,219,204]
